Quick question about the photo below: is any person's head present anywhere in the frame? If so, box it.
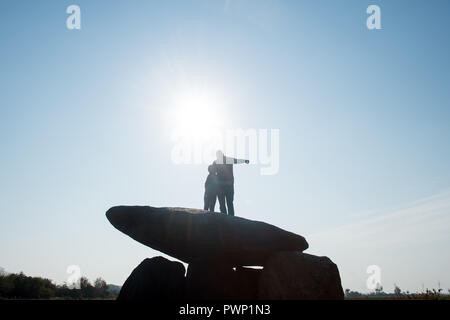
[216,150,224,160]
[208,165,214,174]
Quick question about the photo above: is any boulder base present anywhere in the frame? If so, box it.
[185,260,261,300]
[258,252,344,300]
[118,257,185,300]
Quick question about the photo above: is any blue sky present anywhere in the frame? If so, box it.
[1,0,449,293]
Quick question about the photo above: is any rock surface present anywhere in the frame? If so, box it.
[235,266,262,300]
[257,252,344,300]
[185,261,262,300]
[117,257,185,300]
[106,206,308,266]
[185,260,236,300]
[107,206,344,300]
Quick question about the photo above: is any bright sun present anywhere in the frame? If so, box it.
[169,88,226,139]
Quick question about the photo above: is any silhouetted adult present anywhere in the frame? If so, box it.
[211,150,249,216]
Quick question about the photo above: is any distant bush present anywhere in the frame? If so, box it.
[0,270,118,300]
[344,287,449,300]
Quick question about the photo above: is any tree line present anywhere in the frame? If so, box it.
[0,268,118,299]
[344,286,449,300]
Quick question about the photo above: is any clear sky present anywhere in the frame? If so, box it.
[1,0,449,293]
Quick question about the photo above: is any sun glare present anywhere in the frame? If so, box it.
[169,88,226,139]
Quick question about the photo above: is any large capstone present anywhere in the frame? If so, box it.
[106,206,308,266]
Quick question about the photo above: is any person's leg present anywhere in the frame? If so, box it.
[203,193,209,211]
[217,188,227,214]
[209,195,217,212]
[225,185,235,216]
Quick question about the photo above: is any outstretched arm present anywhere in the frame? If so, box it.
[225,156,249,164]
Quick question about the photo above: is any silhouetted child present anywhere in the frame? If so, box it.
[203,165,217,212]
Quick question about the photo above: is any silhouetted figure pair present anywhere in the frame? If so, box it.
[203,150,249,216]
